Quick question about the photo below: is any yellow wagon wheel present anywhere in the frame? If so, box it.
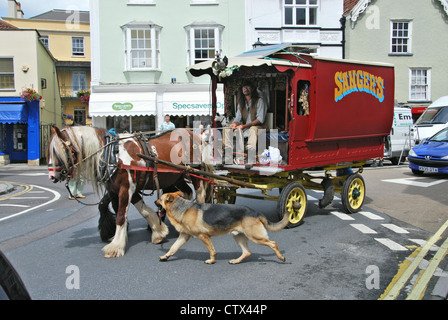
[213,186,237,204]
[341,173,366,214]
[277,182,308,228]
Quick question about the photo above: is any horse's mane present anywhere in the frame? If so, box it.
[49,126,106,193]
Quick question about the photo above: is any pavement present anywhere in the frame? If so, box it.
[0,163,48,195]
[0,162,446,300]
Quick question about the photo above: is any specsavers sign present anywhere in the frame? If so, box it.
[163,91,224,116]
[89,92,156,117]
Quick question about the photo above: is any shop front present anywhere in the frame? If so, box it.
[0,97,40,165]
[162,87,224,129]
[89,91,157,133]
[90,86,224,133]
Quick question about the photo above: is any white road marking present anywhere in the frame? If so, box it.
[0,204,30,208]
[312,190,341,201]
[0,185,61,222]
[350,223,377,234]
[358,211,384,220]
[331,211,355,220]
[409,239,440,251]
[375,238,409,251]
[10,197,49,200]
[382,224,409,234]
[382,177,447,188]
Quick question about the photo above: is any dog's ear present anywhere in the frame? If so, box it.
[175,191,185,198]
[166,193,174,202]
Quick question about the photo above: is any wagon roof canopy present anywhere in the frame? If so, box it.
[187,43,312,77]
[187,43,394,77]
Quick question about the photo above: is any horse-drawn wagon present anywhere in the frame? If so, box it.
[47,44,394,257]
[186,44,395,227]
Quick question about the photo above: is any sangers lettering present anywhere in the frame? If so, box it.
[334,70,384,103]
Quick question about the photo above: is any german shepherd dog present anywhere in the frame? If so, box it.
[155,191,289,264]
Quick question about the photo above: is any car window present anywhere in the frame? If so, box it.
[416,106,448,125]
[430,129,448,142]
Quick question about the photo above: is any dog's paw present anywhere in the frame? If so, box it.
[228,259,241,264]
[204,259,215,264]
[159,255,169,261]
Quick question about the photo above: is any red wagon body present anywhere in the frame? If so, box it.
[189,46,394,171]
[187,45,395,223]
[285,54,394,169]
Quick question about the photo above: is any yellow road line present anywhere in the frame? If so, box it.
[0,181,33,201]
[406,235,448,300]
[379,219,448,300]
[379,247,421,300]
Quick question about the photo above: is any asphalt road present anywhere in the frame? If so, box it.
[0,163,447,302]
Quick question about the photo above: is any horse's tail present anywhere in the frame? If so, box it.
[98,192,117,242]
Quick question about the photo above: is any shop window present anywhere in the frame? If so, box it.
[131,115,155,132]
[297,80,310,116]
[13,124,27,152]
[106,115,155,133]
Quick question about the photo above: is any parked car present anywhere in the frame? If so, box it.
[384,107,414,164]
[413,96,448,143]
[408,127,448,175]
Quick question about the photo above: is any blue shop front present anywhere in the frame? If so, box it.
[0,97,40,165]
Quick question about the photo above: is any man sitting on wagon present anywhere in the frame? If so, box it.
[223,80,267,165]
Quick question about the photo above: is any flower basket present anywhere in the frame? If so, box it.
[77,89,90,105]
[20,88,42,102]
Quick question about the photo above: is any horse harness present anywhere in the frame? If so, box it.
[100,132,172,222]
[52,130,200,219]
[48,128,81,181]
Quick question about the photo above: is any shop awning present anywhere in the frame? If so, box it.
[89,92,156,117]
[0,103,28,124]
[163,89,224,116]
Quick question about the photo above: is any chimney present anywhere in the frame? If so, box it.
[8,0,17,18]
[16,2,24,18]
[8,0,24,18]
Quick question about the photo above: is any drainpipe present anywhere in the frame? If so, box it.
[53,63,57,124]
[339,16,346,59]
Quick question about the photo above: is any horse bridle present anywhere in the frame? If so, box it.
[48,130,80,181]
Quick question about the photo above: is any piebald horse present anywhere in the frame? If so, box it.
[48,125,211,258]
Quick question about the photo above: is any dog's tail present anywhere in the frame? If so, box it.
[259,211,290,232]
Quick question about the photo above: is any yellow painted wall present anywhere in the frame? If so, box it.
[3,18,91,62]
[0,30,62,126]
[4,17,91,126]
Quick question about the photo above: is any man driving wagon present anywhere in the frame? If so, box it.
[223,80,268,165]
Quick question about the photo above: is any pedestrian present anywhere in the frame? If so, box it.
[371,157,383,167]
[68,177,85,200]
[160,115,175,131]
